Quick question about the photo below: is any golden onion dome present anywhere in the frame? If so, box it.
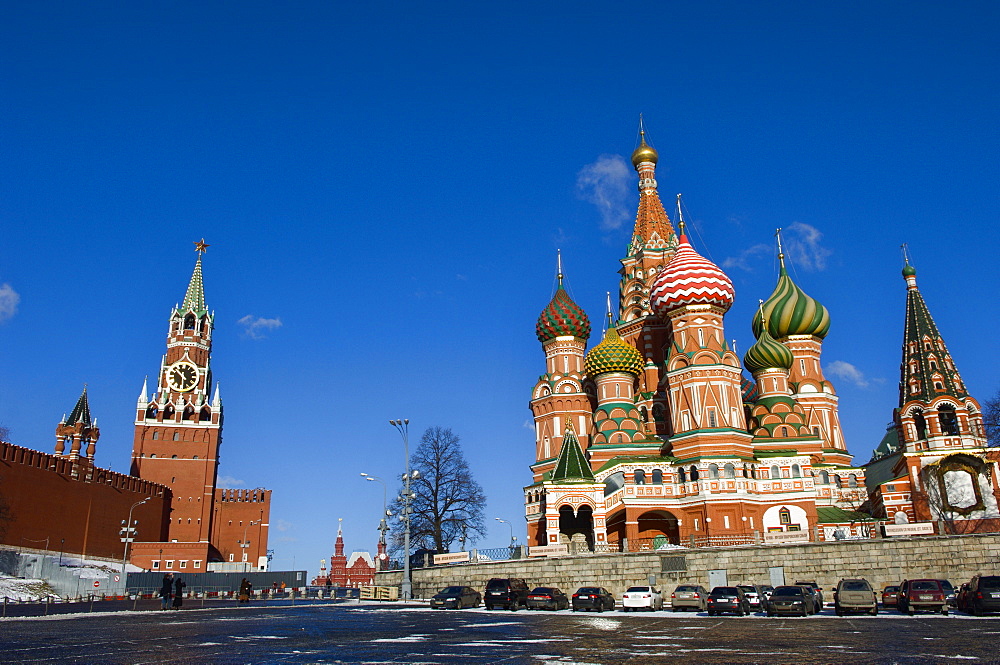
[631,131,658,169]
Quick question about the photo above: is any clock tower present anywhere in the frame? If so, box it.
[131,239,222,547]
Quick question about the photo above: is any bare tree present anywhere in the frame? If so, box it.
[388,426,486,554]
[983,389,1000,447]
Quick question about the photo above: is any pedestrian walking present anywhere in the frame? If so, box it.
[159,572,173,610]
[239,578,252,604]
[172,576,186,609]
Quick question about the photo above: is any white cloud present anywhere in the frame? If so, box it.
[237,314,282,340]
[576,154,632,231]
[217,475,246,489]
[783,221,832,272]
[274,519,293,532]
[723,244,771,271]
[827,360,869,388]
[0,283,20,322]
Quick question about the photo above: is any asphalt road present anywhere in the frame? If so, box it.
[1,600,999,664]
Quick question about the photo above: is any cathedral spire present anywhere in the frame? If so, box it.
[898,259,968,405]
[627,123,675,256]
[551,422,594,482]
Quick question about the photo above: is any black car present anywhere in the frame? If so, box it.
[795,581,824,609]
[572,587,615,612]
[965,575,1000,615]
[707,586,749,616]
[938,579,957,608]
[767,585,814,616]
[430,586,481,609]
[484,578,529,611]
[526,586,569,611]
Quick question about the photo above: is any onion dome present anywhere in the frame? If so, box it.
[585,326,643,376]
[536,284,591,343]
[902,264,916,277]
[743,326,794,374]
[741,375,760,403]
[631,131,659,169]
[650,232,735,315]
[752,261,830,339]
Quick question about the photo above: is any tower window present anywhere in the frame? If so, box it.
[173,432,181,441]
[184,314,196,330]
[634,470,646,485]
[939,404,960,435]
[709,464,719,479]
[799,359,805,374]
[792,464,801,478]
[779,508,791,525]
[708,410,717,428]
[651,469,663,484]
[152,432,159,440]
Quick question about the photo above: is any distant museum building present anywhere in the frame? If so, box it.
[525,131,1000,550]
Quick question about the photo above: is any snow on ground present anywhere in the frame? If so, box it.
[0,574,57,601]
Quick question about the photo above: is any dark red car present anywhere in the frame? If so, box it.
[897,579,948,615]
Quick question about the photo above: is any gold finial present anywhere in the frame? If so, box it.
[564,419,576,435]
[775,228,785,268]
[194,238,210,254]
[631,116,659,169]
[556,249,564,285]
[676,193,686,235]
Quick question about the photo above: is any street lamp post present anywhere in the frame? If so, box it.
[360,473,392,570]
[389,419,413,600]
[240,520,259,572]
[121,498,151,582]
[495,517,517,558]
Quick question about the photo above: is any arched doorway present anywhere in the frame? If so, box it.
[558,503,594,551]
[605,510,626,551]
[637,510,680,548]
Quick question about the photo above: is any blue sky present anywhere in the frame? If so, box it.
[1,2,998,573]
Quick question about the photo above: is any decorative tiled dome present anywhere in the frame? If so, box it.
[585,326,643,376]
[536,285,591,343]
[743,326,794,374]
[650,234,735,316]
[741,375,760,403]
[752,263,830,339]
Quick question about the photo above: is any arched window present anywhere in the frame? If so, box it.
[723,463,735,478]
[914,411,927,439]
[173,432,181,441]
[780,426,789,437]
[834,475,843,488]
[651,469,663,484]
[150,454,156,458]
[939,404,960,435]
[848,474,858,488]
[634,470,646,485]
[192,455,199,460]
[182,407,194,421]
[792,464,801,478]
[200,408,211,421]
[678,467,687,483]
[770,465,780,480]
[819,470,829,484]
[709,464,719,479]
[163,405,174,419]
[690,466,699,481]
[146,406,158,419]
[184,314,196,330]
[779,507,791,525]
[152,431,159,440]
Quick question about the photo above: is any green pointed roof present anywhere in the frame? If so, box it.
[181,255,207,313]
[551,425,594,482]
[66,387,91,426]
[744,325,794,374]
[753,261,830,339]
[898,265,968,405]
[585,326,643,376]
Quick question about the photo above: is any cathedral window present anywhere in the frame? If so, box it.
[799,359,806,374]
[634,470,646,485]
[652,469,663,484]
[819,470,829,484]
[723,463,735,478]
[770,465,779,479]
[934,382,943,390]
[698,329,705,346]
[779,508,791,525]
[929,360,937,371]
[678,467,687,483]
[781,426,789,437]
[848,475,858,488]
[834,475,842,488]
[690,466,699,481]
[812,426,820,437]
[939,404,960,435]
[792,464,801,478]
[708,464,719,479]
[708,410,717,428]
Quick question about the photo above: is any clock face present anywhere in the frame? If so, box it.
[167,361,199,392]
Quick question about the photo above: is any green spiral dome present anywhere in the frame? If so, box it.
[752,265,831,339]
[536,285,591,343]
[585,326,643,376]
[744,325,794,374]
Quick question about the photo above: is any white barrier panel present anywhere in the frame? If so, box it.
[763,531,810,544]
[528,544,569,557]
[882,522,936,537]
[433,551,471,564]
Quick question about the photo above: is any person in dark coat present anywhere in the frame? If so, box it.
[172,577,186,609]
[159,573,173,610]
[239,578,252,604]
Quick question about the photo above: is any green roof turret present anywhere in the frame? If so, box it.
[744,307,794,374]
[752,230,830,339]
[536,252,591,343]
[585,325,643,376]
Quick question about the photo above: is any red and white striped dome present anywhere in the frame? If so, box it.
[650,234,735,315]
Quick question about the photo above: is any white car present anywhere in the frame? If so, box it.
[622,585,663,611]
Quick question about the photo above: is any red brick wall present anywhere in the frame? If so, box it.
[0,442,169,559]
[212,488,271,567]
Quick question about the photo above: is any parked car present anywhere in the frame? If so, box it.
[766,585,814,617]
[881,585,900,608]
[622,585,663,611]
[670,584,708,612]
[897,579,948,615]
[795,581,824,609]
[964,575,1000,616]
[484,578,529,611]
[938,579,957,608]
[737,585,763,612]
[430,586,481,609]
[572,587,615,612]
[707,586,750,616]
[834,578,877,616]
[526,586,569,611]
[798,585,821,614]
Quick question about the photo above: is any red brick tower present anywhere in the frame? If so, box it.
[55,387,100,474]
[131,239,222,548]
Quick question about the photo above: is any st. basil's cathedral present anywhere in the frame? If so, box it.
[525,130,1000,551]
